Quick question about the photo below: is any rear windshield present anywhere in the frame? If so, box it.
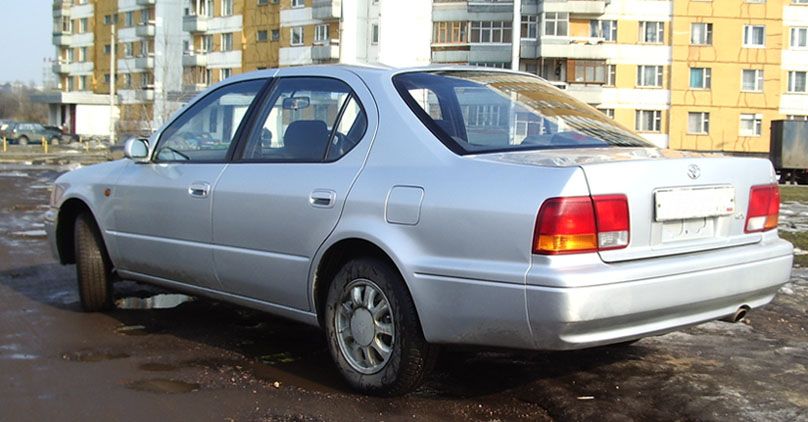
[393,71,652,155]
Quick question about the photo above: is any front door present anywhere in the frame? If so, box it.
[211,70,376,310]
[111,78,267,289]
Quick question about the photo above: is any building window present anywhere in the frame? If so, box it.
[258,0,269,4]
[689,67,711,89]
[788,71,808,93]
[371,24,379,44]
[590,20,617,41]
[202,35,213,52]
[688,112,710,134]
[78,17,89,33]
[691,23,713,45]
[543,13,568,36]
[104,73,110,84]
[741,69,764,91]
[78,46,88,62]
[123,42,133,58]
[257,30,268,42]
[433,21,468,44]
[291,0,304,7]
[271,29,280,41]
[470,21,512,43]
[291,26,304,46]
[140,40,149,56]
[640,21,664,43]
[104,44,111,55]
[220,68,232,80]
[606,64,616,86]
[124,11,133,27]
[469,62,509,69]
[743,25,765,47]
[601,108,615,119]
[67,77,75,91]
[221,33,233,51]
[123,73,131,88]
[78,75,87,90]
[522,15,538,40]
[636,110,662,132]
[314,24,328,43]
[103,15,112,25]
[222,0,233,16]
[739,114,762,136]
[637,65,663,87]
[141,9,150,25]
[570,60,607,84]
[787,115,808,121]
[140,73,151,87]
[792,28,808,48]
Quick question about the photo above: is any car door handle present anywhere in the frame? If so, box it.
[188,182,211,198]
[309,189,336,208]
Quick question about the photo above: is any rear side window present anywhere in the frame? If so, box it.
[155,79,266,162]
[240,77,367,162]
[394,71,651,155]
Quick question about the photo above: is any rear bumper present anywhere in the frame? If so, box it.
[411,238,793,350]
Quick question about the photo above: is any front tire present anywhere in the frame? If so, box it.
[50,137,60,146]
[17,136,28,146]
[324,257,436,396]
[74,213,113,312]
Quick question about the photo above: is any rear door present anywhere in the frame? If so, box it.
[111,78,267,289]
[211,68,377,310]
[579,155,777,262]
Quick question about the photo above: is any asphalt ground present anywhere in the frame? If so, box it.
[0,159,806,421]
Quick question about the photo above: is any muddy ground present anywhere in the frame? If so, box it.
[0,160,806,421]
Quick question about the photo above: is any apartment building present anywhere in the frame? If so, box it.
[431,0,808,152]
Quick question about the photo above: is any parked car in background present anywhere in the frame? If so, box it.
[44,125,79,144]
[46,65,794,396]
[5,122,63,145]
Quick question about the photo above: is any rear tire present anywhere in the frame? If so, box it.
[324,257,437,396]
[17,136,28,146]
[74,213,113,312]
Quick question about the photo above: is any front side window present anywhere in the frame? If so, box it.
[741,69,764,91]
[739,114,762,137]
[690,67,711,89]
[544,13,568,36]
[636,110,662,132]
[688,112,709,134]
[637,65,663,87]
[691,23,713,45]
[155,79,265,162]
[789,71,808,93]
[743,25,765,47]
[394,71,651,155]
[640,21,664,43]
[792,27,808,48]
[241,77,367,162]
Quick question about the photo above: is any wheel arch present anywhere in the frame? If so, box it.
[55,197,96,264]
[312,236,412,329]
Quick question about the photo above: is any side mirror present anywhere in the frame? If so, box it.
[124,138,150,163]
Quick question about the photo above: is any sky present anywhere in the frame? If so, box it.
[0,0,52,85]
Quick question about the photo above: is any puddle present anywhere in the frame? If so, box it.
[5,353,38,360]
[10,230,47,238]
[126,379,200,394]
[259,352,301,365]
[139,362,178,372]
[61,349,130,362]
[115,294,195,310]
[115,325,149,336]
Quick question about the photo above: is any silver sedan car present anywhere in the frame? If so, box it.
[46,65,793,395]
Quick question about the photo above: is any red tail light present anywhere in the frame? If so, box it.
[745,184,780,233]
[534,195,630,255]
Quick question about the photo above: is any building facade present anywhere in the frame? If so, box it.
[43,0,808,151]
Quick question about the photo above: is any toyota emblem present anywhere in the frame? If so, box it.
[687,164,701,180]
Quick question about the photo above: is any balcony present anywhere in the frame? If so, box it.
[136,87,155,102]
[468,0,513,13]
[135,23,155,37]
[182,52,207,67]
[540,38,608,59]
[565,84,603,105]
[312,0,341,19]
[53,1,71,18]
[542,0,608,15]
[207,50,242,68]
[53,32,72,46]
[183,15,208,33]
[136,0,155,5]
[118,55,155,71]
[312,44,340,62]
[52,61,70,74]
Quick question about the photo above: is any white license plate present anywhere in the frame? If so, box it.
[654,186,736,222]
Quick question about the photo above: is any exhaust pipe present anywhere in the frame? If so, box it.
[720,305,750,323]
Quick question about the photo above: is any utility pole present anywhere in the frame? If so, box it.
[511,0,521,71]
[109,23,117,144]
